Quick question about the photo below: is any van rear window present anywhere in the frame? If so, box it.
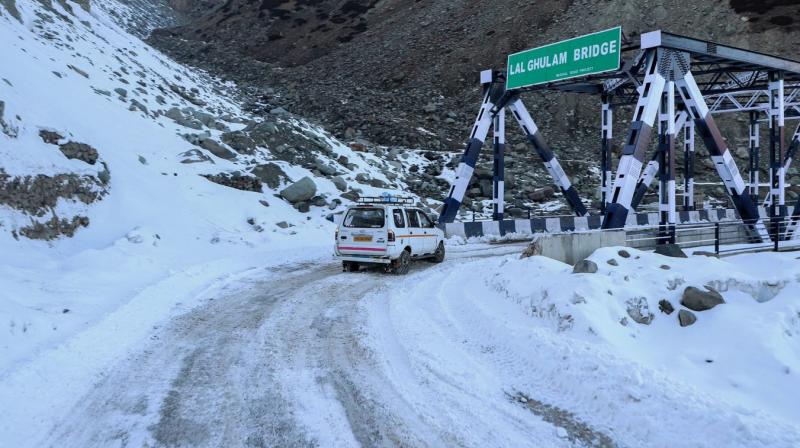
[343,208,385,228]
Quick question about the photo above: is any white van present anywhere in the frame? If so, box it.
[334,197,445,274]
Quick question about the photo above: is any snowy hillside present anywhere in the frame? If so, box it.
[0,0,433,378]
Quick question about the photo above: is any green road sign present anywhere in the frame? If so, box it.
[506,27,622,90]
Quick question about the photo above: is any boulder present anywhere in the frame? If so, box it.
[572,259,598,274]
[369,178,388,188]
[246,120,278,143]
[681,286,724,311]
[658,299,675,315]
[166,108,203,130]
[250,163,286,189]
[314,159,337,176]
[221,130,257,154]
[618,249,631,258]
[626,297,654,325]
[607,258,618,266]
[520,237,543,258]
[129,99,148,114]
[199,138,236,160]
[678,309,697,327]
[474,167,492,180]
[280,177,317,203]
[58,141,98,165]
[179,149,212,164]
[187,108,216,128]
[166,107,184,120]
[39,129,63,145]
[341,190,360,201]
[270,106,289,116]
[332,176,348,192]
[528,186,555,202]
[202,173,261,192]
[655,243,688,258]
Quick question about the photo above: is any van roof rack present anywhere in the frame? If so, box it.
[357,196,415,205]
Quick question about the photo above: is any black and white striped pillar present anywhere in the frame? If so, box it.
[684,116,696,211]
[507,98,588,216]
[439,70,497,223]
[492,108,506,221]
[748,111,760,201]
[658,82,677,243]
[600,95,613,213]
[630,111,688,211]
[603,50,665,229]
[762,121,799,209]
[676,70,768,240]
[768,72,787,240]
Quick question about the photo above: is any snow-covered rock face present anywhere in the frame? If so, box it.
[0,0,437,244]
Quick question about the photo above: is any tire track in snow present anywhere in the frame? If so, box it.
[44,263,338,448]
[42,253,493,447]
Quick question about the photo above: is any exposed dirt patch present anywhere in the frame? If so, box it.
[0,169,106,217]
[512,392,615,447]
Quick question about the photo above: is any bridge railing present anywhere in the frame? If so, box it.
[625,216,800,256]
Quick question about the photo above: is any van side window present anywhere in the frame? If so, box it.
[406,209,420,227]
[393,209,406,228]
[417,210,433,228]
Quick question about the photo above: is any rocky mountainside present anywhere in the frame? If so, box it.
[149,0,800,214]
[0,0,440,242]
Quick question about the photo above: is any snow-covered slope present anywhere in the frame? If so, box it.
[0,0,430,377]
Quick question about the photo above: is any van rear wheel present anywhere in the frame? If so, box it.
[343,261,359,272]
[392,250,411,275]
[432,242,445,263]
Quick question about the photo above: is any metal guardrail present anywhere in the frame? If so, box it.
[468,209,576,222]
[625,216,800,256]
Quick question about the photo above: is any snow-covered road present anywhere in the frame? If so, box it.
[36,244,545,447]
[15,243,800,448]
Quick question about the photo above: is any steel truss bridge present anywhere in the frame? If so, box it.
[439,30,800,245]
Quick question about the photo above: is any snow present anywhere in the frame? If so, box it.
[1,1,799,446]
[0,0,397,391]
[360,247,800,446]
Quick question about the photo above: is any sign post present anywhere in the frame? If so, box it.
[506,27,622,90]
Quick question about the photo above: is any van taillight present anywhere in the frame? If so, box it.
[335,227,339,241]
[388,229,395,242]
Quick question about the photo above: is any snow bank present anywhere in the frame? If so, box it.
[366,247,800,446]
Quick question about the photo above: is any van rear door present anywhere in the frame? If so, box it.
[415,210,437,253]
[404,209,428,255]
[338,207,388,256]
